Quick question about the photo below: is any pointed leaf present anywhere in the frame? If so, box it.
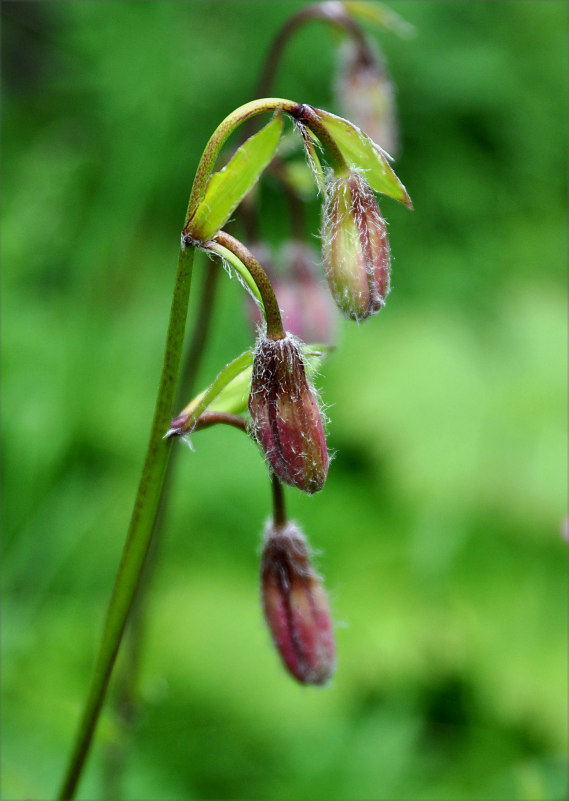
[312,108,412,207]
[208,366,253,416]
[168,344,332,438]
[205,240,264,307]
[342,1,415,38]
[168,350,254,436]
[188,113,283,240]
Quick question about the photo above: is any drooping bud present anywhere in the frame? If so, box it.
[321,170,391,321]
[335,38,399,158]
[261,521,335,685]
[247,242,338,345]
[248,334,329,494]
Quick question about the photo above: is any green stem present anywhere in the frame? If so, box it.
[254,3,375,102]
[205,241,264,308]
[58,244,195,800]
[184,98,301,228]
[102,258,220,799]
[213,231,285,340]
[183,97,348,232]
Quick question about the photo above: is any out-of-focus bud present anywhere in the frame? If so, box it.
[247,242,338,345]
[335,38,399,158]
[278,243,339,344]
[321,170,391,321]
[261,521,335,685]
[248,334,329,494]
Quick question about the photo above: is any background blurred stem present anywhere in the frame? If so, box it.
[58,244,195,800]
[102,261,220,800]
[254,2,374,102]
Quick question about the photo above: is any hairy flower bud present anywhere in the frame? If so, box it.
[248,334,329,494]
[261,522,335,685]
[321,171,391,321]
[335,39,399,157]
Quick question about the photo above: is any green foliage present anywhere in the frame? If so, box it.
[2,2,567,800]
[312,108,413,205]
[343,1,416,38]
[188,113,284,240]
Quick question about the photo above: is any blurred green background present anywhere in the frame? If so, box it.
[2,2,567,799]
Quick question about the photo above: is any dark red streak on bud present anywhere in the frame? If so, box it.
[249,336,329,494]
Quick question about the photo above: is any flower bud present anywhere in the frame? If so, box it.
[321,171,391,321]
[261,522,335,685]
[248,334,329,494]
[335,39,399,158]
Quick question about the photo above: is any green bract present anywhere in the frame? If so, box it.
[342,1,415,39]
[187,112,283,240]
[310,108,413,207]
[205,241,264,307]
[177,350,254,431]
[174,344,331,435]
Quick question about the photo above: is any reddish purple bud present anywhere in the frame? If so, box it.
[248,334,329,494]
[247,243,338,345]
[335,39,399,158]
[261,522,335,685]
[322,171,391,321]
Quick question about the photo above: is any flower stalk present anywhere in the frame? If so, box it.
[213,231,285,340]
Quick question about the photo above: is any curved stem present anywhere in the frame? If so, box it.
[213,231,285,340]
[204,240,264,307]
[58,244,195,800]
[194,411,248,433]
[255,3,375,102]
[184,97,349,234]
[232,3,372,243]
[184,97,302,229]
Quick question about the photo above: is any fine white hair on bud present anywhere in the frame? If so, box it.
[248,333,329,495]
[321,170,391,322]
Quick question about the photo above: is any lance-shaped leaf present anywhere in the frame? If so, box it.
[342,1,415,39]
[167,344,332,438]
[167,350,254,437]
[205,240,264,307]
[187,113,283,240]
[309,108,413,208]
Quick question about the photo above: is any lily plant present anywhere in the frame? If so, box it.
[58,3,413,798]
